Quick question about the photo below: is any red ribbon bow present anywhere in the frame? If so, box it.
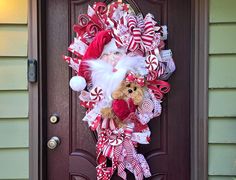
[127,14,156,53]
[115,135,144,180]
[96,128,150,180]
[147,79,170,100]
[126,72,145,87]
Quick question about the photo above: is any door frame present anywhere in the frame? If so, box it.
[28,0,209,179]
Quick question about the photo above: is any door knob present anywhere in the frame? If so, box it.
[47,136,60,149]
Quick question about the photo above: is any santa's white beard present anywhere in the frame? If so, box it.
[87,55,147,100]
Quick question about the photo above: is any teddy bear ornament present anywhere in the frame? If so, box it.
[63,2,175,180]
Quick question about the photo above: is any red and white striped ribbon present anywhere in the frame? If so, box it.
[63,55,81,72]
[127,14,156,53]
[90,115,101,131]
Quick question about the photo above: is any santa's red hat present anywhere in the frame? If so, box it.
[83,30,112,60]
[78,30,112,81]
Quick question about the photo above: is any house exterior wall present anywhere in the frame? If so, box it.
[0,0,29,180]
[208,0,236,179]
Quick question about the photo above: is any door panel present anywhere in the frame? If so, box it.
[45,0,190,179]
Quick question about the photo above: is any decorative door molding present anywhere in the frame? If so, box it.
[190,0,209,179]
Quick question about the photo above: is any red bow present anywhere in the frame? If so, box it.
[127,14,156,53]
[114,127,146,180]
[147,80,170,100]
[96,128,150,180]
[126,72,145,87]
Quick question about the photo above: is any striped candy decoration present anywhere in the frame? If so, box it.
[157,62,165,78]
[145,55,158,71]
[146,70,158,81]
[128,15,136,32]
[63,55,81,72]
[90,87,104,101]
[90,115,101,131]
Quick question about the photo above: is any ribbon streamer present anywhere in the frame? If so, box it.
[147,80,170,100]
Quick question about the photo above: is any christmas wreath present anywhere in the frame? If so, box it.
[63,2,175,180]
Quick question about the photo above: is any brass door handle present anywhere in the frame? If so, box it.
[47,136,60,149]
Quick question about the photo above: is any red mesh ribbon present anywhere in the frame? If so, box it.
[73,2,108,44]
[108,2,129,20]
[147,79,170,100]
[93,2,108,17]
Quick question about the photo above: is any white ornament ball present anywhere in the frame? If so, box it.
[69,76,86,92]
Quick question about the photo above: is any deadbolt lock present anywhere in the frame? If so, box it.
[49,114,59,124]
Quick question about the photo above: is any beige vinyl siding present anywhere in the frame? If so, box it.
[0,0,29,179]
[0,149,28,179]
[0,25,28,56]
[209,55,236,88]
[0,0,27,24]
[208,0,236,179]
[0,58,27,90]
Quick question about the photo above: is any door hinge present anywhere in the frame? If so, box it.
[28,59,37,83]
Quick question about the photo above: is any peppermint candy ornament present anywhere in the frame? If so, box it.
[90,87,104,101]
[109,135,124,146]
[139,98,154,113]
[145,55,158,71]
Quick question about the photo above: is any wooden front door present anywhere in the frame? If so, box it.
[45,0,191,179]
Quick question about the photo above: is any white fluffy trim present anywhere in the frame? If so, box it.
[87,55,146,99]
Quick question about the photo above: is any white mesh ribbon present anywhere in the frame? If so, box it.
[159,49,176,80]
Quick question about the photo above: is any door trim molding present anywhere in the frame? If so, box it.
[28,0,47,179]
[28,0,39,179]
[29,0,209,179]
[190,0,209,179]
